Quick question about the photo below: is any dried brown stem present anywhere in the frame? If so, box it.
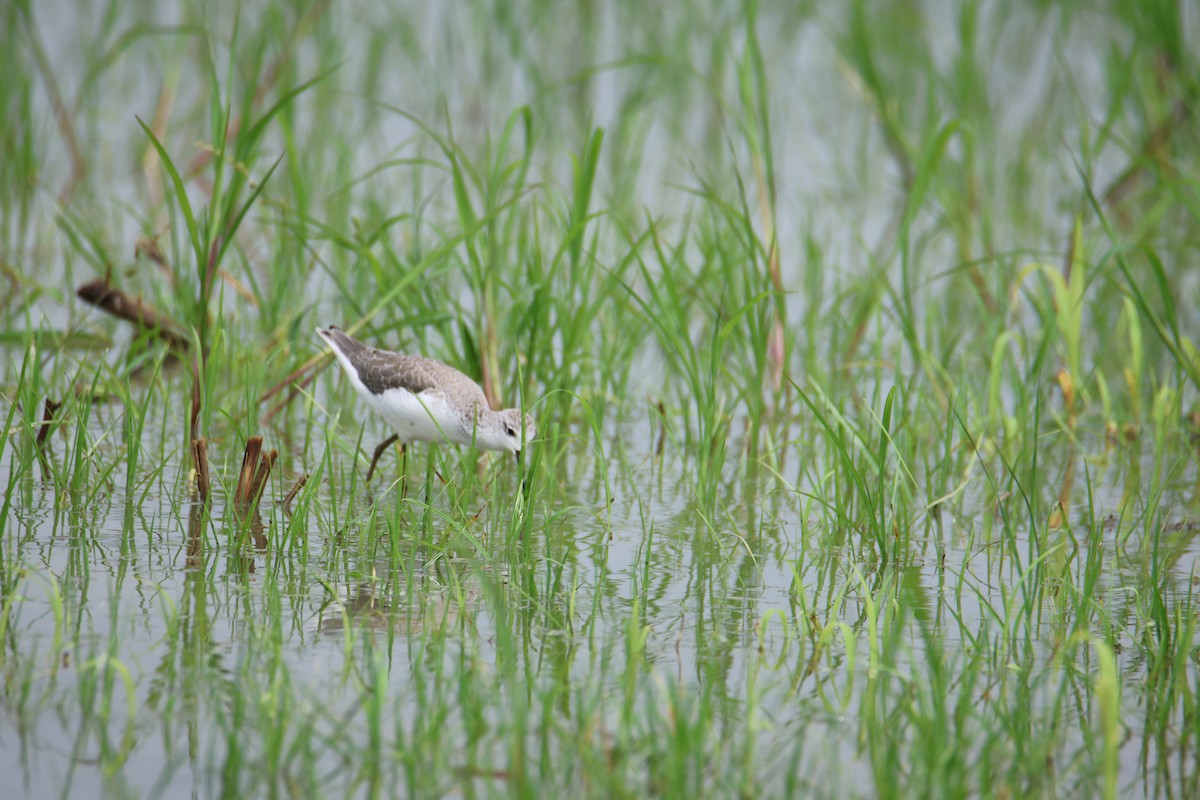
[654,399,667,458]
[77,279,189,349]
[36,399,63,449]
[259,354,325,407]
[1103,98,1191,210]
[192,438,210,505]
[186,502,205,568]
[136,237,175,285]
[259,318,385,423]
[183,0,333,178]
[281,474,308,516]
[190,357,202,440]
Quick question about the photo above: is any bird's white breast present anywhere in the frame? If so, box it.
[369,387,469,445]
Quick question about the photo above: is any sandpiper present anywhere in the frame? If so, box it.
[316,326,535,454]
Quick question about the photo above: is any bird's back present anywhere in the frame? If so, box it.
[317,327,487,406]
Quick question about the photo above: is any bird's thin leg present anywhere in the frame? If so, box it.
[399,443,409,500]
[366,434,399,483]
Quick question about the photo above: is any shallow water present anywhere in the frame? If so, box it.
[3,390,1197,796]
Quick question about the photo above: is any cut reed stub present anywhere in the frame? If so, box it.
[76,278,189,350]
[233,437,277,552]
[235,435,277,511]
[192,438,210,504]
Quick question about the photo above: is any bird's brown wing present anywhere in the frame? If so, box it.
[319,327,486,404]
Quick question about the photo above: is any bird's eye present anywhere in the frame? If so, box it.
[506,426,516,437]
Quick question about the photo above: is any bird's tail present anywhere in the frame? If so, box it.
[316,325,363,357]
